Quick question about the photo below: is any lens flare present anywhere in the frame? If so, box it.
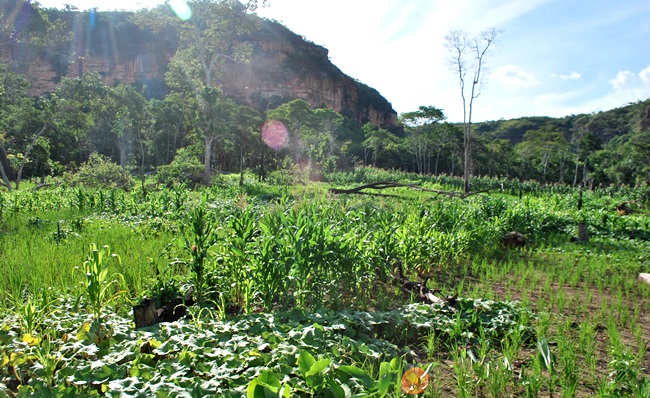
[261,120,289,150]
[401,367,430,395]
[169,0,192,20]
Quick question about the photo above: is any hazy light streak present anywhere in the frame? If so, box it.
[168,0,191,20]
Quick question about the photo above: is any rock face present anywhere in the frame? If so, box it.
[221,20,397,129]
[4,8,397,129]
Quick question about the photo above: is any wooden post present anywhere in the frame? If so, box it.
[133,298,157,329]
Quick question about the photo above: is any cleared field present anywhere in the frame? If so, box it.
[1,172,649,396]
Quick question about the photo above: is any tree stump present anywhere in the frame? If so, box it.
[503,231,527,248]
[578,223,589,242]
[133,298,157,329]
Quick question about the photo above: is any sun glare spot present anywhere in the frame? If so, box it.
[169,0,192,20]
[261,120,289,150]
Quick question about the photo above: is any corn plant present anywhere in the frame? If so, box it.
[226,205,258,313]
[76,243,125,321]
[181,203,218,305]
[31,337,63,388]
[537,337,556,397]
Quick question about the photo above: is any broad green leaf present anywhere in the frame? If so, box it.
[326,378,347,398]
[297,350,315,376]
[9,352,27,366]
[256,371,281,391]
[306,358,331,377]
[374,373,392,396]
[337,365,372,388]
[76,321,91,341]
[246,380,264,398]
[247,372,282,398]
[278,383,291,398]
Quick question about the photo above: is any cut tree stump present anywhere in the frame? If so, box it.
[503,231,527,248]
[578,223,589,242]
[132,289,194,329]
[133,298,157,329]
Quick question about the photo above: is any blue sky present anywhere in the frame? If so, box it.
[37,0,650,122]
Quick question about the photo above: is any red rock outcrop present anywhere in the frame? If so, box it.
[2,8,397,129]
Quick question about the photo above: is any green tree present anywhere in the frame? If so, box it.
[0,62,51,190]
[63,152,134,190]
[0,1,72,63]
[232,105,261,184]
[266,99,345,175]
[400,106,445,174]
[133,0,265,184]
[515,126,568,184]
[108,85,151,171]
[51,73,109,165]
[361,122,398,167]
[193,87,238,183]
[150,95,192,167]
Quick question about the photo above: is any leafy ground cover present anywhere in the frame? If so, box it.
[0,296,532,396]
[0,170,649,396]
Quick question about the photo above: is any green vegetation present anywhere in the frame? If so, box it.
[1,1,650,191]
[0,172,648,396]
[1,1,649,396]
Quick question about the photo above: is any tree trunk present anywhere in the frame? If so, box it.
[573,155,580,186]
[0,159,12,191]
[258,143,265,182]
[204,134,214,185]
[117,135,128,170]
[435,151,440,175]
[463,123,471,193]
[239,146,244,187]
[133,298,157,329]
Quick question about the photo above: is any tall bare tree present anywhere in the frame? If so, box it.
[445,28,500,193]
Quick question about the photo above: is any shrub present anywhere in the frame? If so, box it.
[63,153,134,190]
[156,147,204,187]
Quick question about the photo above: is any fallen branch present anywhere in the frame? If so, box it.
[329,181,490,199]
[329,181,417,194]
[31,183,52,191]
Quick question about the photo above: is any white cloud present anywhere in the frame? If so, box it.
[492,64,539,89]
[607,64,650,102]
[551,71,582,81]
[610,70,638,90]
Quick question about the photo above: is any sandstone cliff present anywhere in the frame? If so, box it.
[222,20,397,129]
[2,6,397,129]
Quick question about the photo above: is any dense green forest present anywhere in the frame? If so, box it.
[0,0,649,191]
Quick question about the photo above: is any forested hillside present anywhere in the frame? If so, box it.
[0,0,648,190]
[471,100,650,186]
